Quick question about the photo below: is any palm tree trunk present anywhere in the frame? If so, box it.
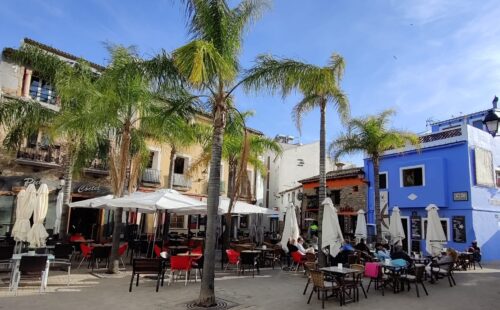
[167,146,176,189]
[317,101,327,267]
[373,156,382,241]
[198,100,226,307]
[59,148,74,237]
[223,160,237,248]
[108,123,131,274]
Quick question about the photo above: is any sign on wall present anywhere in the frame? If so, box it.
[453,191,469,201]
[475,147,494,187]
[452,216,467,243]
[410,215,422,240]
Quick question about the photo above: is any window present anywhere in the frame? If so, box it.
[174,157,186,174]
[329,190,341,205]
[29,76,57,104]
[379,172,388,189]
[0,196,15,236]
[146,151,155,169]
[27,132,38,147]
[170,215,185,229]
[401,166,424,187]
[422,218,450,241]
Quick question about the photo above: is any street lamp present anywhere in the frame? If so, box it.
[483,96,500,137]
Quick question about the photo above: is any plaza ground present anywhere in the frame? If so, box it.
[1,262,499,310]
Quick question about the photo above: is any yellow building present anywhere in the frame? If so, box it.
[0,38,264,238]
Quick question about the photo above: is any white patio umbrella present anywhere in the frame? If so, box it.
[11,184,36,242]
[69,194,114,209]
[27,184,49,248]
[218,197,278,215]
[321,198,344,257]
[426,204,447,256]
[280,204,300,252]
[389,206,405,246]
[354,209,367,243]
[53,190,64,234]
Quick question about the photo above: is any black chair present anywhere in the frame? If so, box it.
[90,246,111,271]
[51,244,74,285]
[401,265,428,297]
[0,245,14,270]
[239,252,259,277]
[11,255,48,295]
[191,255,204,281]
[129,258,165,292]
[430,262,456,287]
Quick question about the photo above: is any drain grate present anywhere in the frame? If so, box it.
[186,298,238,310]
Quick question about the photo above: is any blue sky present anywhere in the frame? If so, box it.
[1,0,499,165]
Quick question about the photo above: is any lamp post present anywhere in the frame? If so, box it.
[483,96,500,137]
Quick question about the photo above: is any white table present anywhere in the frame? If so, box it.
[10,254,55,290]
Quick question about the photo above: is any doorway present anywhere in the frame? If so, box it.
[69,207,100,240]
[400,216,410,253]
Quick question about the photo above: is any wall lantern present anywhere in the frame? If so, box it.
[483,96,500,137]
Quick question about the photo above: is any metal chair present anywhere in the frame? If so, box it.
[307,270,344,309]
[11,256,48,295]
[401,265,428,297]
[0,245,14,270]
[90,246,111,271]
[51,244,74,286]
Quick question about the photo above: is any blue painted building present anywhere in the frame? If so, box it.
[365,109,500,261]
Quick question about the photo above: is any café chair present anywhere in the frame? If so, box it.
[11,256,48,295]
[129,258,165,292]
[307,270,344,308]
[401,265,428,297]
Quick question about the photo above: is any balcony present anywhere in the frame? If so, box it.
[83,159,109,176]
[16,145,62,169]
[172,173,192,190]
[142,168,161,186]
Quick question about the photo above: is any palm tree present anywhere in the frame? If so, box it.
[329,109,420,240]
[243,53,349,266]
[161,1,269,305]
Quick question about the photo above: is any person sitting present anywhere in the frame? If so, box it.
[391,245,413,265]
[426,248,458,279]
[375,243,391,261]
[296,237,315,254]
[340,241,355,252]
[355,238,371,253]
[468,240,482,263]
[331,241,355,266]
[286,238,299,253]
[310,234,319,251]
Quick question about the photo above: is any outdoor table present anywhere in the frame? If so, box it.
[240,250,261,275]
[254,247,273,267]
[10,253,55,290]
[169,238,185,246]
[381,261,408,293]
[319,267,361,304]
[169,246,189,256]
[177,252,202,258]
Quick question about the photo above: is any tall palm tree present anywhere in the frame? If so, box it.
[162,1,269,305]
[329,109,420,240]
[244,53,349,266]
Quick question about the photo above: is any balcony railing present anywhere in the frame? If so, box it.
[172,173,192,189]
[202,181,227,194]
[142,168,161,184]
[83,159,109,176]
[16,145,62,168]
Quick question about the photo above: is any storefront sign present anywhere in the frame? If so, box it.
[76,184,101,193]
[453,191,468,201]
[452,216,466,243]
[23,177,42,187]
[410,215,422,240]
[72,182,111,195]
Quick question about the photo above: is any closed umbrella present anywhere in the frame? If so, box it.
[27,184,49,248]
[321,198,344,257]
[426,204,447,256]
[354,209,367,243]
[11,184,36,242]
[53,190,63,234]
[280,204,300,252]
[389,206,405,246]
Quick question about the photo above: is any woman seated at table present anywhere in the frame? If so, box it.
[390,245,413,265]
[296,237,315,254]
[425,248,457,278]
[375,243,391,261]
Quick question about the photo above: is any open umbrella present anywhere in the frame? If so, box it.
[218,197,277,215]
[53,190,63,234]
[354,209,367,243]
[426,204,447,256]
[28,184,49,248]
[321,198,344,257]
[280,204,300,252]
[11,184,36,242]
[389,206,405,246]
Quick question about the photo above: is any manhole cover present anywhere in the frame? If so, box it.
[186,298,238,310]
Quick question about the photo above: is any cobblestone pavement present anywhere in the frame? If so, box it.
[1,263,499,310]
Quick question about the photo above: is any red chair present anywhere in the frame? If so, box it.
[169,256,193,286]
[192,247,203,255]
[225,249,240,271]
[78,243,94,269]
[154,244,162,258]
[291,251,306,272]
[69,234,85,242]
[118,243,128,269]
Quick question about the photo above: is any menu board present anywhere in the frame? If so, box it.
[411,216,422,240]
[452,216,466,243]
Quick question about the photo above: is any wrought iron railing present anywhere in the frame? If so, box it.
[142,168,161,184]
[16,145,62,166]
[173,173,192,188]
